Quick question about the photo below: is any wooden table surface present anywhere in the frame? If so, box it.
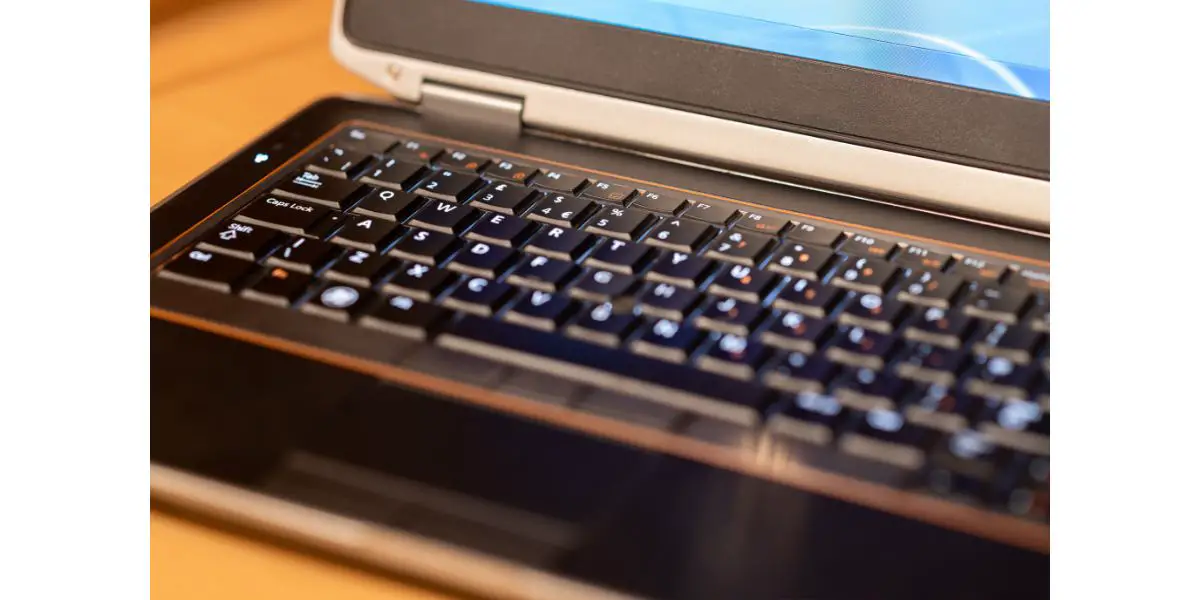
[151,1,454,597]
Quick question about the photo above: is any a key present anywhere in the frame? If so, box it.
[760,312,831,354]
[306,212,353,240]
[380,262,455,301]
[951,256,1008,282]
[839,233,896,259]
[581,181,636,205]
[977,397,1049,455]
[241,266,313,307]
[965,356,1039,399]
[772,278,841,318]
[705,230,774,266]
[196,221,280,261]
[434,149,490,173]
[893,343,966,386]
[307,145,373,178]
[707,263,779,303]
[629,319,703,363]
[831,367,909,411]
[332,127,397,154]
[971,323,1043,364]
[635,282,701,321]
[583,239,654,274]
[762,352,838,394]
[734,211,790,236]
[902,384,981,433]
[531,170,588,194]
[360,157,427,191]
[330,215,404,253]
[895,270,964,308]
[826,326,896,370]
[235,195,331,237]
[961,285,1030,324]
[696,333,770,380]
[482,160,537,184]
[583,205,654,240]
[631,191,688,215]
[507,254,578,292]
[413,169,482,203]
[464,212,536,248]
[406,200,480,235]
[645,252,714,289]
[524,226,596,261]
[694,297,764,336]
[323,249,393,287]
[894,245,952,271]
[503,290,576,331]
[830,256,899,294]
[360,295,452,340]
[644,218,715,253]
[266,237,340,274]
[446,241,518,279]
[565,302,639,347]
[389,139,440,164]
[387,228,460,265]
[681,201,739,226]
[159,248,254,293]
[442,277,514,316]
[785,222,844,247]
[902,305,974,349]
[767,390,847,445]
[569,268,637,303]
[836,291,907,333]
[765,242,837,280]
[301,283,374,322]
[839,409,939,470]
[274,170,366,210]
[527,193,595,228]
[468,181,539,215]
[352,188,424,222]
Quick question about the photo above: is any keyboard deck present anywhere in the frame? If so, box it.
[152,123,1050,541]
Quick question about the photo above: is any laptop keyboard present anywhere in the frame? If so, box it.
[156,125,1050,523]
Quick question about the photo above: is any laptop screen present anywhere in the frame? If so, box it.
[471,0,1050,102]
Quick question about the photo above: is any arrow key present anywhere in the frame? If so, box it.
[196,221,281,261]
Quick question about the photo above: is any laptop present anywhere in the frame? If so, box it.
[150,1,1050,598]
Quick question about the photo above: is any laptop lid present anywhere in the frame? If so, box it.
[331,0,1050,231]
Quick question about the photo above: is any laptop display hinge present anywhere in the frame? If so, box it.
[418,81,524,133]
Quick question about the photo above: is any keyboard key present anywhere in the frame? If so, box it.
[830,256,899,294]
[644,218,715,253]
[323,249,393,287]
[352,188,424,221]
[531,170,588,194]
[330,215,404,253]
[446,241,518,279]
[360,295,451,340]
[387,228,460,265]
[307,145,373,178]
[760,312,831,354]
[632,191,688,215]
[768,391,849,445]
[380,262,455,301]
[524,226,596,261]
[965,356,1038,399]
[1025,296,1050,333]
[332,127,397,154]
[1011,267,1051,291]
[584,239,654,274]
[482,160,537,184]
[196,221,280,261]
[762,352,837,394]
[504,290,576,331]
[765,242,837,280]
[832,367,909,411]
[274,170,366,210]
[895,270,963,308]
[566,302,639,347]
[464,212,536,248]
[306,211,353,240]
[705,230,774,266]
[902,305,974,349]
[159,248,254,293]
[961,285,1030,324]
[299,282,372,321]
[360,157,427,191]
[442,277,514,316]
[839,233,895,259]
[581,181,636,204]
[434,149,490,173]
[645,252,715,289]
[468,181,539,215]
[924,430,1004,501]
[527,193,595,228]
[902,384,980,433]
[569,268,637,302]
[507,254,578,292]
[389,139,440,163]
[785,222,844,247]
[694,297,764,336]
[707,263,779,303]
[630,319,704,363]
[696,333,769,380]
[413,169,482,203]
[734,211,790,236]
[952,256,1007,282]
[826,326,896,370]
[893,343,966,386]
[635,282,701,321]
[894,244,952,271]
[406,200,480,235]
[235,196,330,237]
[839,409,938,470]
[681,201,739,226]
[266,237,340,275]
[836,291,907,333]
[978,398,1049,455]
[772,278,841,318]
[972,323,1043,364]
[241,267,313,307]
[583,205,654,240]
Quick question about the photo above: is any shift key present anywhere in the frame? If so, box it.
[235,195,331,237]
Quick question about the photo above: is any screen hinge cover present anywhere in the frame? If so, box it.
[418,81,523,133]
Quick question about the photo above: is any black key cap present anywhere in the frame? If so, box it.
[894,244,952,271]
[531,170,588,194]
[307,145,373,178]
[581,181,636,204]
[446,241,518,279]
[583,239,654,274]
[772,278,841,318]
[705,230,774,266]
[707,263,779,303]
[389,139,440,163]
[760,312,831,354]
[442,276,514,316]
[413,169,482,203]
[694,297,764,336]
[644,217,714,253]
[682,200,739,226]
[387,228,460,265]
[762,352,837,394]
[468,181,539,215]
[839,233,896,259]
[826,326,896,370]
[569,268,637,303]
[902,384,980,433]
[924,430,1005,502]
[893,343,966,386]
[159,248,254,293]
[524,226,596,261]
[352,188,424,221]
[330,215,404,253]
[785,222,844,247]
[830,256,899,294]
[332,127,397,154]
[902,305,974,349]
[565,302,639,347]
[266,237,340,274]
[839,409,939,470]
[434,149,490,173]
[632,191,688,215]
[1025,295,1050,333]
[972,323,1043,364]
[961,285,1030,324]
[507,254,578,292]
[635,282,701,321]
[503,290,576,331]
[1011,267,1051,292]
[301,282,373,322]
[696,333,769,380]
[380,261,455,301]
[767,390,848,445]
[196,221,280,261]
[274,170,366,210]
[323,249,393,287]
[965,356,1038,399]
[951,256,1007,282]
[527,193,595,228]
[241,266,313,307]
[360,294,451,340]
[306,211,353,240]
[406,200,480,235]
[583,205,654,240]
[977,397,1049,455]
[734,210,790,236]
[360,157,427,191]
[765,242,837,280]
[482,159,537,184]
[235,196,330,237]
[895,270,964,308]
[438,316,771,424]
[831,367,910,411]
[465,212,536,248]
[629,319,703,363]
[645,252,714,289]
[837,291,907,333]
